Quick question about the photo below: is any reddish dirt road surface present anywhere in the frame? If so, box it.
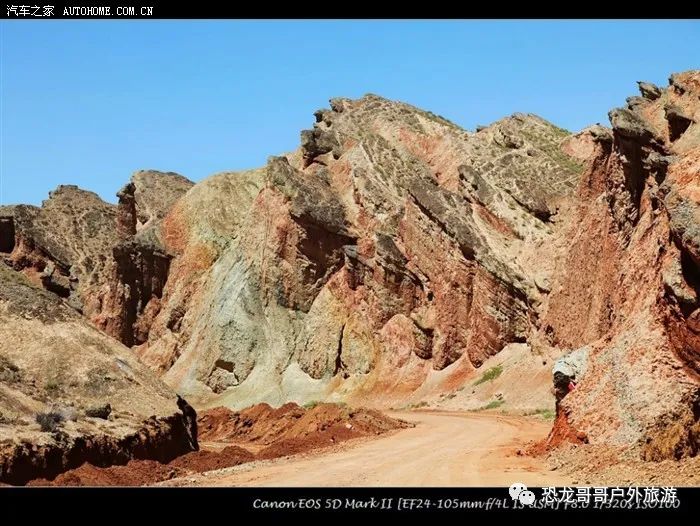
[161,411,572,487]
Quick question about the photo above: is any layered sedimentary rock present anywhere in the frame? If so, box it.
[3,71,699,463]
[0,263,197,485]
[97,171,194,347]
[0,171,193,347]
[0,185,118,315]
[545,72,700,459]
[130,95,586,409]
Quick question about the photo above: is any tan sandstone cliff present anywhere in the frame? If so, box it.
[1,71,698,471]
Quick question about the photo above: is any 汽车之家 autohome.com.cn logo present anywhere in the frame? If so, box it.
[6,5,155,16]
[6,5,54,16]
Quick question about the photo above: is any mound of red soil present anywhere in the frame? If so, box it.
[198,402,411,450]
[168,446,254,472]
[257,405,408,459]
[27,403,410,486]
[528,408,587,456]
[28,446,255,487]
[27,460,186,487]
[198,402,306,443]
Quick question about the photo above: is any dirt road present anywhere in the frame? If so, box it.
[163,411,572,487]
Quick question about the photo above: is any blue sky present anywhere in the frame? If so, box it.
[1,20,699,205]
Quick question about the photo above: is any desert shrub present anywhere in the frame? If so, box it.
[530,408,555,420]
[85,403,112,419]
[474,365,503,386]
[0,355,20,383]
[481,399,505,411]
[36,411,65,432]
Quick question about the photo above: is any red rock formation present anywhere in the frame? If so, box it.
[130,95,585,409]
[544,72,700,458]
[0,263,197,485]
[4,71,700,465]
[94,172,193,347]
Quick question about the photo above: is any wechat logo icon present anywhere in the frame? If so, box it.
[509,482,536,506]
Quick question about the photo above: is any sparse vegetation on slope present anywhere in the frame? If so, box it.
[474,365,503,386]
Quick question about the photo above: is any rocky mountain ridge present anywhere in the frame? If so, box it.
[1,71,699,483]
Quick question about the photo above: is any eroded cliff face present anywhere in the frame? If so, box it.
[3,72,699,462]
[543,72,700,458]
[0,263,197,485]
[0,172,198,484]
[0,186,118,316]
[0,171,193,348]
[96,171,193,347]
[131,95,587,409]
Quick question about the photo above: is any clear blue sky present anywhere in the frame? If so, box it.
[1,20,699,205]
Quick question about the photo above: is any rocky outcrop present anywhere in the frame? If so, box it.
[0,186,118,315]
[0,172,193,348]
[552,348,590,403]
[131,170,194,232]
[638,81,662,101]
[5,70,700,464]
[543,71,700,458]
[0,263,197,485]
[128,93,585,409]
[93,171,193,347]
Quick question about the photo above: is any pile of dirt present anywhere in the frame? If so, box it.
[527,409,588,456]
[198,402,306,443]
[256,404,412,459]
[199,402,411,449]
[28,446,255,487]
[28,460,186,487]
[26,403,410,486]
[168,446,254,472]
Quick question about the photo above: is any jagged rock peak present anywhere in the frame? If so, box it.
[129,170,194,230]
